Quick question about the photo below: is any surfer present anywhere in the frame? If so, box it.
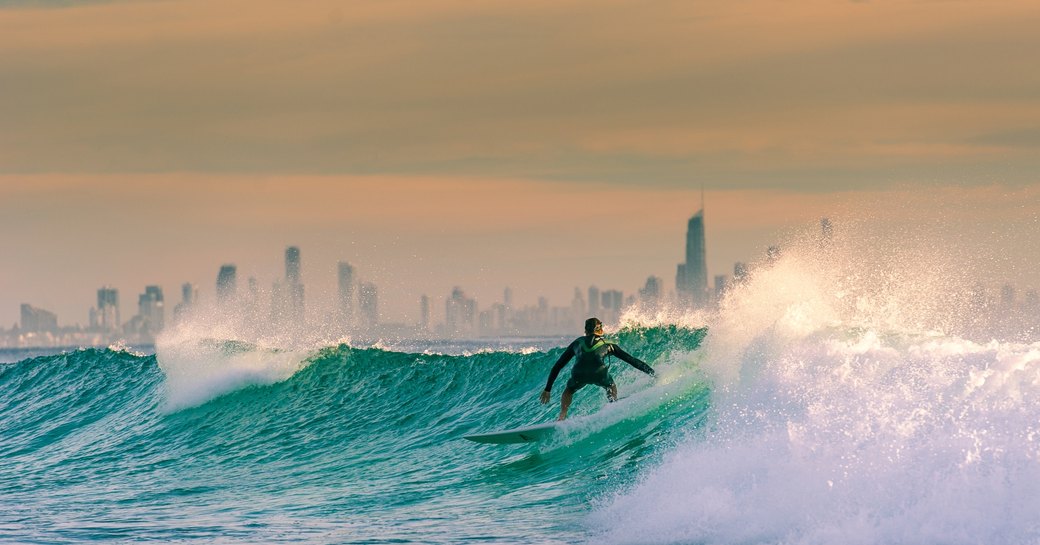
[539,317,655,420]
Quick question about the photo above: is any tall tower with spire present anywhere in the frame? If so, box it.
[676,189,708,308]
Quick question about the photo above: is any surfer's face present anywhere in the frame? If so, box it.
[594,323,603,335]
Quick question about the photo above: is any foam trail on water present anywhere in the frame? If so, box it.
[592,219,1040,545]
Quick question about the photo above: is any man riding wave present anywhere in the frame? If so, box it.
[539,317,655,420]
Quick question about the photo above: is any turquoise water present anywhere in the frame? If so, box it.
[6,314,1040,544]
[0,326,709,544]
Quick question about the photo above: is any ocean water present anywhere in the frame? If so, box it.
[3,225,1039,544]
[0,326,708,544]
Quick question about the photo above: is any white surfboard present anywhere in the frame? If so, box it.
[463,421,560,444]
[463,391,645,445]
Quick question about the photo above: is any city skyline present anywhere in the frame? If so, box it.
[4,182,1038,334]
[1,230,706,343]
[1,263,682,348]
[4,201,1038,348]
[4,195,760,329]
[0,199,785,345]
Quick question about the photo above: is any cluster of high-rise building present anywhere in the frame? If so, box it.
[4,211,1037,348]
[212,247,313,324]
[0,245,386,348]
[430,284,649,339]
[7,284,173,348]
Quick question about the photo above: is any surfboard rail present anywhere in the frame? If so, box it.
[463,421,559,444]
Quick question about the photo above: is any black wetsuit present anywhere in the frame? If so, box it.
[544,335,655,394]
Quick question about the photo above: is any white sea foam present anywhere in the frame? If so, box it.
[156,336,308,411]
[106,340,147,358]
[593,220,1040,544]
[154,306,346,411]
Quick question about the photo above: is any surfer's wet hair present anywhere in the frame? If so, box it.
[584,317,603,335]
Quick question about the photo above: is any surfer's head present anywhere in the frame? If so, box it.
[585,317,603,336]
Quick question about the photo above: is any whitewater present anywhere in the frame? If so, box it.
[2,222,1038,544]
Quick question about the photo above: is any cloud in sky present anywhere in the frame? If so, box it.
[1,0,1038,187]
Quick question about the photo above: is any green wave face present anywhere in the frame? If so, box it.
[0,326,708,544]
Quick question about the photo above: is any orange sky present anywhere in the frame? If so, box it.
[1,1,1038,327]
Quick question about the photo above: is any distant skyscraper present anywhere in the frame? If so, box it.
[492,302,507,333]
[181,283,198,306]
[588,286,601,317]
[478,310,493,334]
[20,304,57,333]
[217,265,237,305]
[285,246,305,322]
[338,262,355,325]
[285,246,301,285]
[676,208,708,308]
[446,287,477,336]
[601,290,624,324]
[602,290,624,311]
[714,275,728,302]
[358,282,379,327]
[174,283,198,321]
[96,287,120,331]
[639,276,662,306]
[419,295,430,332]
[571,287,586,318]
[137,285,165,335]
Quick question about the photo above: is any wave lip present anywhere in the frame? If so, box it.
[156,337,312,410]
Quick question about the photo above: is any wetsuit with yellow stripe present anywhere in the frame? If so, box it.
[544,335,655,394]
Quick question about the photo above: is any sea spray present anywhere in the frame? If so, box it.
[154,301,353,410]
[156,336,311,410]
[592,220,1040,545]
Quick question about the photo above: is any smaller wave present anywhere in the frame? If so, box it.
[0,348,161,459]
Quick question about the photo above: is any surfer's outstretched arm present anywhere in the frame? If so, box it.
[541,345,576,403]
[610,345,655,376]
